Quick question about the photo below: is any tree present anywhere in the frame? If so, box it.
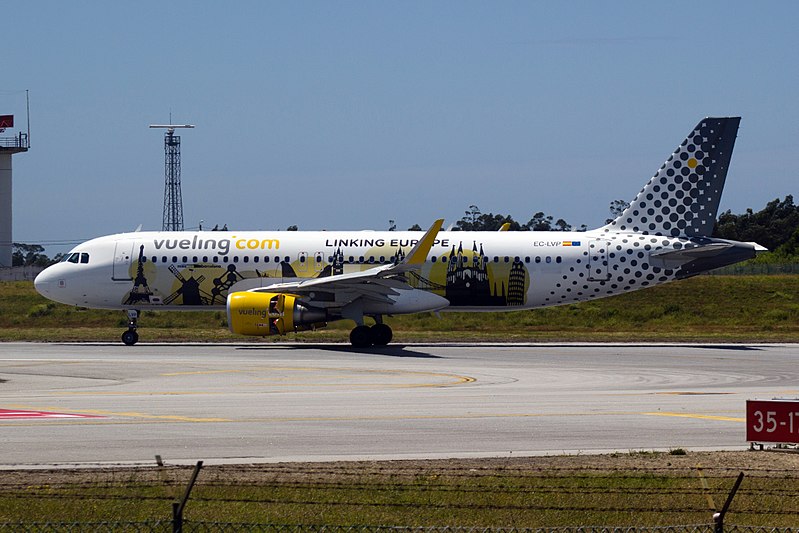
[388,220,397,231]
[286,225,298,231]
[714,196,799,251]
[524,212,553,231]
[606,199,631,224]
[12,243,51,267]
[455,206,522,231]
[553,218,572,232]
[407,224,422,231]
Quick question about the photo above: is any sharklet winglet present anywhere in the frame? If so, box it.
[402,219,444,266]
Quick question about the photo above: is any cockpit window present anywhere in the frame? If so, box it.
[62,252,89,264]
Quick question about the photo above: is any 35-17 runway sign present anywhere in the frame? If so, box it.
[746,399,799,443]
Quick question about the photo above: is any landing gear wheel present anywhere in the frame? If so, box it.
[349,325,373,348]
[122,309,140,346]
[370,323,393,346]
[121,329,139,346]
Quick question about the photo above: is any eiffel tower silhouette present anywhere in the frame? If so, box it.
[123,245,154,305]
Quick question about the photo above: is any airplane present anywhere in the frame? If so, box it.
[34,117,764,347]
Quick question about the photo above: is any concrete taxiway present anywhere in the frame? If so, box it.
[0,342,797,467]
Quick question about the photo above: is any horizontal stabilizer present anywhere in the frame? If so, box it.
[650,243,734,269]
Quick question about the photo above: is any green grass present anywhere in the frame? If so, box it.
[2,275,798,343]
[1,453,798,527]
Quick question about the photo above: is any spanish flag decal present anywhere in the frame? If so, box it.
[562,241,581,247]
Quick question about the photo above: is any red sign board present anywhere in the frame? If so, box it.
[746,399,799,443]
[0,115,13,128]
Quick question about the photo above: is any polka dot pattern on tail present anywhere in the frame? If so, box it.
[602,117,740,238]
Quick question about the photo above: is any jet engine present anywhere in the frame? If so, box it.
[227,291,327,336]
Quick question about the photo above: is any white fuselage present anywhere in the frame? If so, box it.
[34,228,694,312]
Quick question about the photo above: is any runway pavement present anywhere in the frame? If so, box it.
[0,342,797,467]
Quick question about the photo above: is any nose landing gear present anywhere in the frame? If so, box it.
[122,309,139,346]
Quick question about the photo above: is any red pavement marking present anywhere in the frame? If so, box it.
[0,409,105,420]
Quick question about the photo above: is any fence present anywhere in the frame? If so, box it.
[0,266,45,281]
[0,460,796,531]
[0,523,796,533]
[706,263,799,275]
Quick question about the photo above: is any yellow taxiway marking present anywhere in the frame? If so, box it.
[159,366,476,388]
[643,412,745,422]
[54,391,226,396]
[161,370,242,376]
[0,401,742,426]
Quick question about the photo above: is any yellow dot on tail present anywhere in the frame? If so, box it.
[687,158,698,168]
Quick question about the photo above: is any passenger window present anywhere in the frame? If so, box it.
[151,256,157,263]
[546,256,552,263]
[223,256,229,263]
[525,256,530,263]
[535,256,541,263]
[556,256,562,263]
[264,257,270,263]
[172,256,178,263]
[192,256,198,263]
[182,256,188,263]
[504,256,509,263]
[233,256,239,263]
[284,256,290,263]
[253,256,259,263]
[300,256,306,263]
[162,256,168,263]
[213,256,219,263]
[243,256,249,263]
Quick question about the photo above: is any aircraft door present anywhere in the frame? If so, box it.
[112,241,135,281]
[588,240,611,281]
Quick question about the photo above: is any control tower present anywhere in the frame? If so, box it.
[0,112,29,268]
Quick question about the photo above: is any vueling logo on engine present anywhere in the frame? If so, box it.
[237,308,268,319]
[153,235,280,256]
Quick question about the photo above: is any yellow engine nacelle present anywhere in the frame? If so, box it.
[226,292,327,337]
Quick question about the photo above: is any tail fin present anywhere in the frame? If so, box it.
[601,117,740,238]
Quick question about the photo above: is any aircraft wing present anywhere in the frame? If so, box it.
[252,219,444,305]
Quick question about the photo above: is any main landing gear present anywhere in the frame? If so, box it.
[349,321,393,348]
[121,309,139,346]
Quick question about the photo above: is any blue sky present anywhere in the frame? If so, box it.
[3,1,798,256]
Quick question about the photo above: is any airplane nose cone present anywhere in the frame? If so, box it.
[34,268,54,297]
